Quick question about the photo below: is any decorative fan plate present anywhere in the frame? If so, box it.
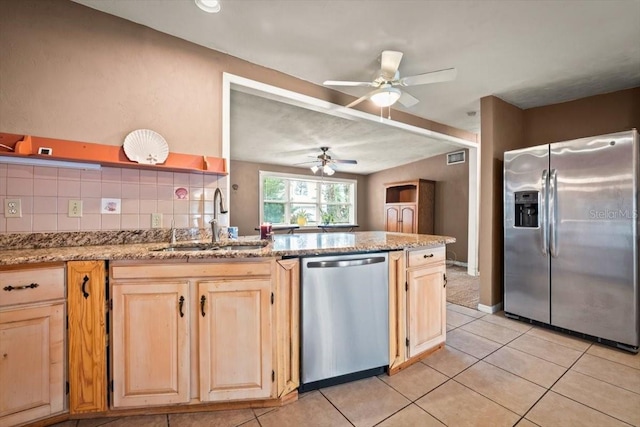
[123,129,169,165]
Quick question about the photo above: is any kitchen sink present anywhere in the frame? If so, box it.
[214,244,266,251]
[153,245,211,252]
[152,242,268,252]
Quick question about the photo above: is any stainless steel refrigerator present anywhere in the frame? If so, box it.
[504,129,639,352]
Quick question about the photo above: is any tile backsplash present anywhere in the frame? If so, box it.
[0,163,228,233]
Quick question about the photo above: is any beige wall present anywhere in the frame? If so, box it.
[0,0,476,237]
[0,0,475,158]
[479,87,640,308]
[0,0,477,232]
[524,87,640,146]
[367,151,469,262]
[229,160,367,237]
[478,97,525,307]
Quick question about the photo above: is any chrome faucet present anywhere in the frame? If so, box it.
[210,188,228,243]
[170,218,177,245]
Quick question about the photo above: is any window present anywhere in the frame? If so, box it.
[260,171,357,225]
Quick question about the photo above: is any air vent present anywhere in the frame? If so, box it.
[447,151,465,165]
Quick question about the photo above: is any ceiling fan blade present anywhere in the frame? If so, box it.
[397,91,420,108]
[381,50,403,79]
[399,67,457,87]
[323,80,374,87]
[345,92,372,108]
[332,159,358,164]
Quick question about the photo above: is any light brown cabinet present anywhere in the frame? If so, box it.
[388,251,406,372]
[0,264,65,427]
[67,260,107,414]
[275,259,300,398]
[109,260,277,409]
[199,278,273,401]
[111,281,191,408]
[388,246,446,374]
[407,246,446,358]
[384,180,435,234]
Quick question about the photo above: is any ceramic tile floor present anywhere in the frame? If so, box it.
[53,303,640,427]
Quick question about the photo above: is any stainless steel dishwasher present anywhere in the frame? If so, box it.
[300,252,389,392]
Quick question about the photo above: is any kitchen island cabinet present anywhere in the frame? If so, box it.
[111,280,191,408]
[389,245,447,374]
[0,264,66,427]
[0,231,453,425]
[407,246,446,357]
[199,278,273,401]
[109,259,277,409]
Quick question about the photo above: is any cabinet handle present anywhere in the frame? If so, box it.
[3,283,39,291]
[444,273,447,288]
[200,295,206,317]
[81,275,90,299]
[179,296,185,318]
[423,254,434,258]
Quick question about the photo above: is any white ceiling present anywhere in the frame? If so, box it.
[231,90,462,174]
[73,0,640,174]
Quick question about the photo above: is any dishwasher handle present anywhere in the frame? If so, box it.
[306,256,386,269]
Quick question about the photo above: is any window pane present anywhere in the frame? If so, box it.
[322,204,351,223]
[290,204,317,224]
[321,183,351,203]
[263,203,285,224]
[290,180,318,203]
[263,177,286,201]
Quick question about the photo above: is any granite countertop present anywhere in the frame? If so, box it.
[0,231,455,266]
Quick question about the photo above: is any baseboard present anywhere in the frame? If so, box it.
[447,260,468,267]
[477,302,503,314]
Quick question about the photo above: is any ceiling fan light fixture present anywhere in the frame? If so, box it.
[369,87,401,107]
[195,0,221,13]
[323,164,335,176]
[310,165,319,173]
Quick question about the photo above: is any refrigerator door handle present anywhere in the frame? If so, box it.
[549,169,558,257]
[540,169,549,255]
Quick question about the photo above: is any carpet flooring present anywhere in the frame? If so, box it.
[446,265,479,309]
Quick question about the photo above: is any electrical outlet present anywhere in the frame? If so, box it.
[151,213,163,228]
[68,200,83,217]
[4,199,22,218]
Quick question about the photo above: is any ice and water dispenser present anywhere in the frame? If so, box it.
[514,191,539,228]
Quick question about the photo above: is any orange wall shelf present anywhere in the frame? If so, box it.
[0,133,227,175]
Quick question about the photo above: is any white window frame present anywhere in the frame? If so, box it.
[259,170,357,226]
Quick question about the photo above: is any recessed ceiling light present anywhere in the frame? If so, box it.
[195,0,221,13]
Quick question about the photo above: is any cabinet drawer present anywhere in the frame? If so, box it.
[406,246,445,268]
[0,264,65,307]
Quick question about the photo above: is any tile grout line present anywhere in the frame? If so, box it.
[514,341,636,427]
[317,388,356,427]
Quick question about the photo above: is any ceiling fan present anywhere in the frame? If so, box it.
[323,50,456,109]
[304,147,357,176]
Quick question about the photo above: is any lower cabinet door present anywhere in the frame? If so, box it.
[407,265,446,358]
[0,303,64,427]
[111,282,190,408]
[198,279,273,401]
[67,260,107,414]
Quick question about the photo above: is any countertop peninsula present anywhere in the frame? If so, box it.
[0,231,455,266]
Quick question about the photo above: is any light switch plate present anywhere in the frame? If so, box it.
[68,200,83,217]
[4,199,22,218]
[151,213,163,228]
